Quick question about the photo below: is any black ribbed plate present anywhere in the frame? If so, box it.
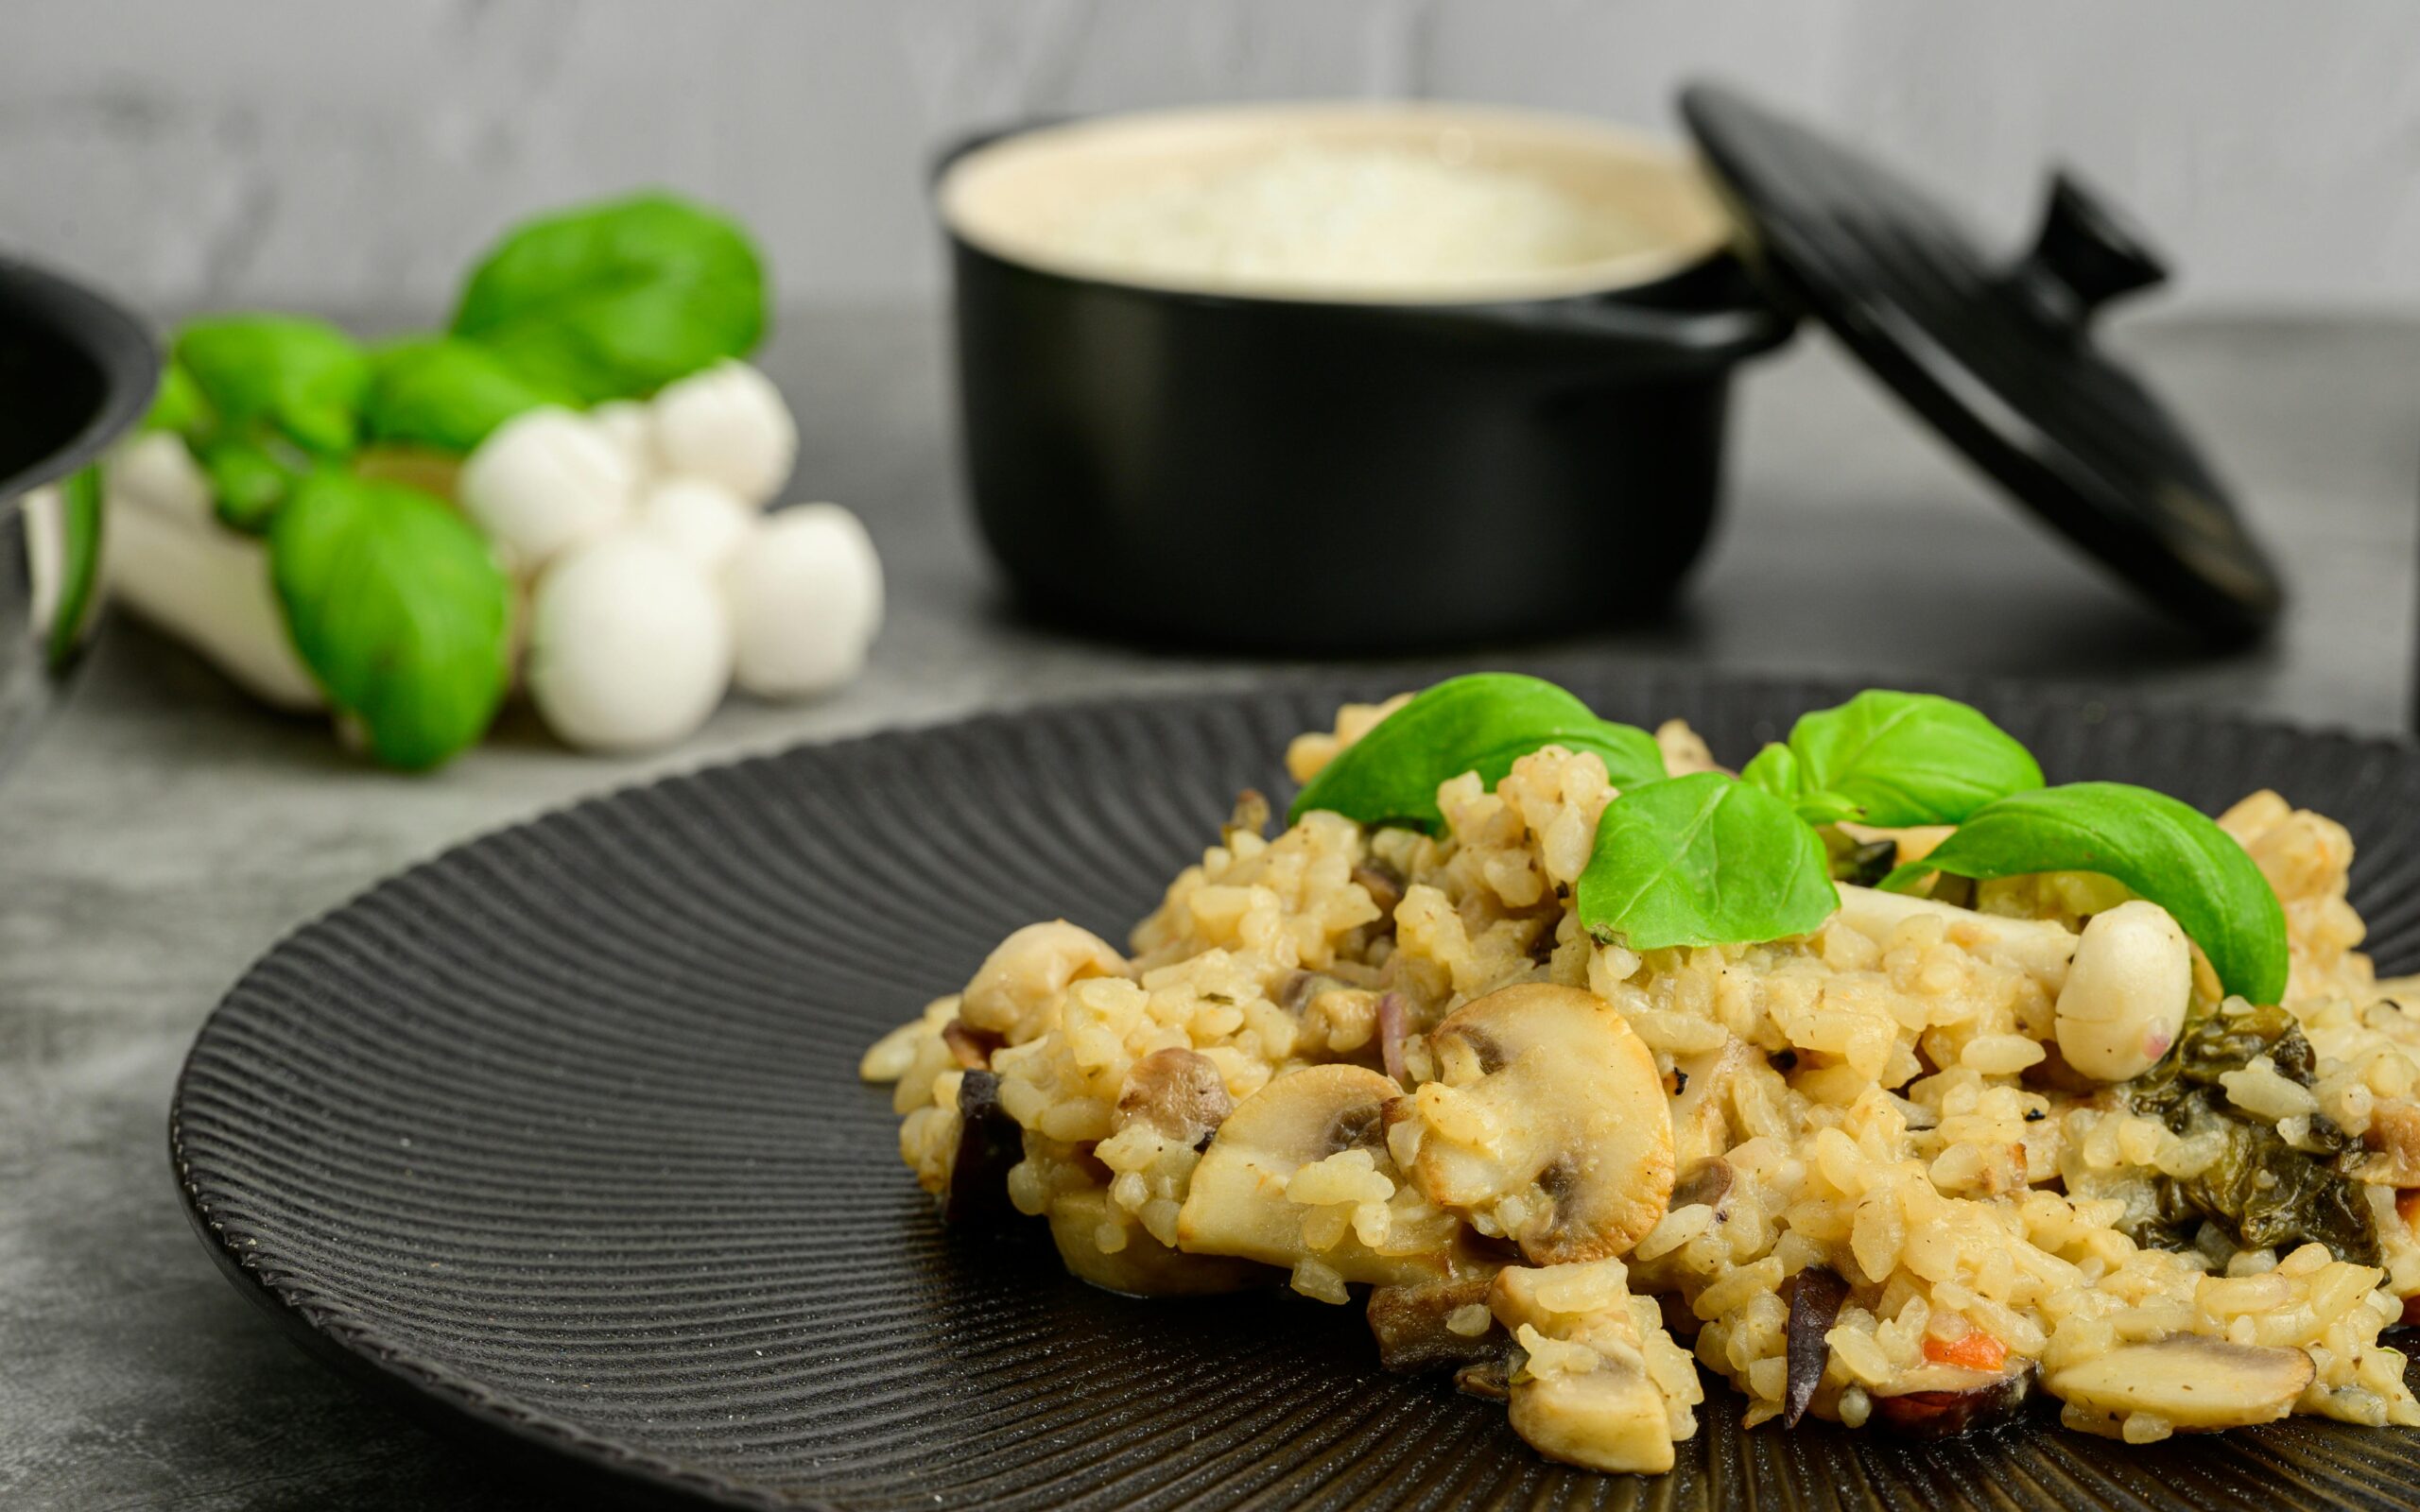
[171,673,2420,1510]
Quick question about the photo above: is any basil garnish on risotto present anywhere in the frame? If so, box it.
[1882,782,2290,1005]
[1288,672,1663,835]
[1574,771,1838,951]
[1743,688,2044,827]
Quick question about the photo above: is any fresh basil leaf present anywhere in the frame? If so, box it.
[1576,772,1839,951]
[44,465,103,670]
[1880,782,2288,1005]
[1740,743,1798,800]
[143,359,212,436]
[1786,690,2042,827]
[1792,790,1865,827]
[451,192,767,404]
[269,472,512,770]
[1288,673,1666,834]
[194,435,298,534]
[363,335,568,454]
[174,315,371,456]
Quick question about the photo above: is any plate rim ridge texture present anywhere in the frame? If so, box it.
[170,670,2420,1511]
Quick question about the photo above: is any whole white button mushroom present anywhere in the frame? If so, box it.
[650,360,796,507]
[636,477,754,571]
[526,531,733,752]
[589,399,659,479]
[2055,899,2193,1081]
[721,505,883,699]
[458,406,636,573]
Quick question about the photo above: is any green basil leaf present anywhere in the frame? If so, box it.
[451,192,767,404]
[143,359,212,436]
[44,465,104,669]
[1740,742,1799,799]
[194,435,298,534]
[1575,772,1839,951]
[174,315,371,456]
[1879,782,2288,1005]
[363,335,568,454]
[1288,673,1666,834]
[1786,690,2042,827]
[269,472,512,770]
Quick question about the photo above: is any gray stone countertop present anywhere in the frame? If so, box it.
[6,304,2416,1509]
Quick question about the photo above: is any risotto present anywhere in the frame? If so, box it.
[862,680,2420,1472]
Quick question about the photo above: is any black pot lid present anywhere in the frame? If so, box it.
[1679,82,2284,640]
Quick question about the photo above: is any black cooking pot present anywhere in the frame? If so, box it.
[939,105,1792,653]
[0,254,157,760]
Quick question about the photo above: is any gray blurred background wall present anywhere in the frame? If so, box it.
[6,0,2415,316]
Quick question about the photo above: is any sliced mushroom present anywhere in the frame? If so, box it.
[1368,1274,1506,1372]
[1115,1047,1233,1149]
[941,1019,1004,1070]
[960,921,1127,1042]
[1872,1367,2031,1439]
[1376,991,1410,1088]
[1833,885,2080,986]
[1491,1263,1677,1475]
[1783,1266,1849,1428]
[1045,1188,1268,1297]
[1668,1157,1736,1214]
[1669,1040,1757,1170]
[1402,984,1674,1264]
[1174,1064,1456,1286]
[1454,1360,1512,1400]
[942,1069,1023,1227]
[2048,1336,2314,1433]
[1353,862,1406,921]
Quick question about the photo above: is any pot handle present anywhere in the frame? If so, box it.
[1427,294,1793,370]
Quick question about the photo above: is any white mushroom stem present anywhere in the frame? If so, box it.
[101,449,324,712]
[2055,900,2192,1081]
[1832,884,2080,988]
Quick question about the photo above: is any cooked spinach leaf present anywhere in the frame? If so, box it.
[2124,999,2377,1265]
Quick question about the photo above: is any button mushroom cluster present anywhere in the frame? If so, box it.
[107,360,884,757]
[473,362,884,752]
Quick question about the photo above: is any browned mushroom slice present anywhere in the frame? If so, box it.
[1783,1266,1849,1428]
[1368,1274,1506,1372]
[942,1069,1024,1227]
[1174,1064,1454,1287]
[1872,1367,2031,1439]
[1115,1047,1233,1149]
[1045,1189,1268,1297]
[2048,1336,2314,1433]
[940,1019,1004,1070]
[1402,984,1675,1264]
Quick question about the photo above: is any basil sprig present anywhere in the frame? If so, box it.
[1881,782,2289,1004]
[1575,772,1837,951]
[130,192,770,770]
[452,192,767,404]
[270,473,514,772]
[363,336,572,454]
[1743,689,2042,827]
[1288,673,1665,835]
